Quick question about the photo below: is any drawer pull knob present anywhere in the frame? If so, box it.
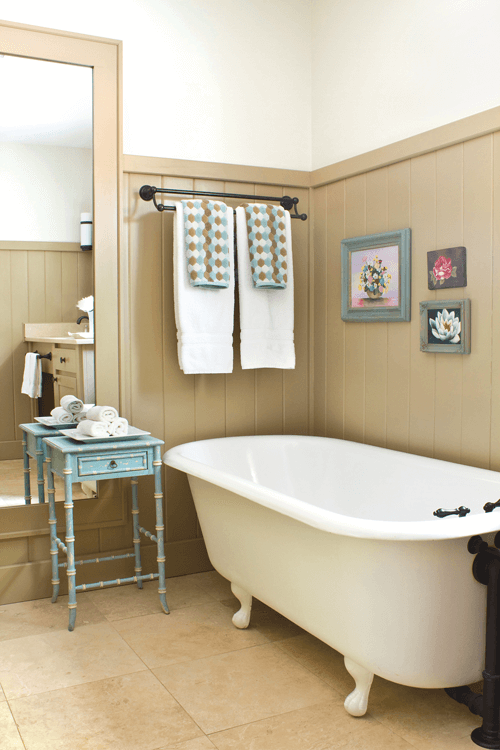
[109,460,118,469]
[60,357,66,363]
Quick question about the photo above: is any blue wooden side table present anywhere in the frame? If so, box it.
[19,422,75,505]
[43,433,169,630]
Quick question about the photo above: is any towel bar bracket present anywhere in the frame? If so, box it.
[34,351,52,361]
[139,185,308,221]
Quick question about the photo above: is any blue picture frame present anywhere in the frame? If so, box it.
[341,228,411,322]
[419,299,471,354]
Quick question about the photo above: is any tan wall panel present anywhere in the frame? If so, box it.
[313,185,328,436]
[434,144,464,463]
[313,129,500,475]
[0,252,15,443]
[408,152,436,458]
[44,252,62,322]
[364,168,388,448]
[325,181,346,440]
[283,185,310,435]
[491,132,500,471]
[343,175,366,444]
[128,172,165,437]
[461,136,493,470]
[385,161,411,452]
[10,250,31,442]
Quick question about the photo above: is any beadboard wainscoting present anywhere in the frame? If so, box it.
[312,131,500,472]
[0,242,92,461]
[121,160,312,570]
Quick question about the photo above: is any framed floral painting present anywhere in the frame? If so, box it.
[341,228,411,322]
[419,299,471,354]
[427,247,467,290]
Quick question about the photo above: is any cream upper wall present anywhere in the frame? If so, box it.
[2,1,498,172]
[0,143,92,242]
[0,0,312,171]
[311,0,500,169]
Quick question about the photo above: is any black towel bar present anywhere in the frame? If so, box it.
[139,185,308,221]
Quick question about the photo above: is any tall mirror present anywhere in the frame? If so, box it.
[0,54,94,507]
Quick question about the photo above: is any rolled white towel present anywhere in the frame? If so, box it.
[86,405,119,423]
[74,404,95,423]
[107,418,129,436]
[50,406,76,424]
[60,395,84,414]
[76,419,108,437]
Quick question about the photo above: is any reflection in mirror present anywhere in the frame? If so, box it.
[0,55,94,507]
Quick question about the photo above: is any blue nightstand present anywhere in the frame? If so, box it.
[43,433,169,630]
[19,422,76,505]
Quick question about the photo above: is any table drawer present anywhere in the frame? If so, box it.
[77,451,149,477]
[54,348,78,373]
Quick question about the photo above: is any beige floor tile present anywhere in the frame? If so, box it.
[0,594,106,641]
[209,700,414,750]
[276,634,481,749]
[276,633,354,695]
[0,457,87,507]
[113,601,269,668]
[185,570,234,601]
[10,670,203,750]
[0,621,146,699]
[0,702,25,750]
[157,739,216,750]
[83,576,214,621]
[366,678,481,750]
[154,642,340,734]
[220,597,306,642]
[0,683,6,701]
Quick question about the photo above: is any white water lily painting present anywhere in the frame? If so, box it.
[420,299,470,354]
[429,308,461,343]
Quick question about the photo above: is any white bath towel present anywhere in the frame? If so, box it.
[50,406,76,424]
[21,353,42,398]
[74,405,95,423]
[60,395,84,414]
[235,206,295,369]
[76,419,108,437]
[107,417,128,436]
[86,405,119,423]
[173,201,235,374]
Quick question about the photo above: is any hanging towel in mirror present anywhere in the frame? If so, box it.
[241,203,288,288]
[21,353,42,398]
[181,199,230,288]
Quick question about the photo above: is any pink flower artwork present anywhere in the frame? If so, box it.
[427,247,465,290]
[433,256,452,282]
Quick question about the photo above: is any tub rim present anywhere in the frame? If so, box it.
[163,435,500,541]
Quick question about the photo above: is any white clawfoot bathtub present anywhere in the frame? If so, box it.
[163,435,500,716]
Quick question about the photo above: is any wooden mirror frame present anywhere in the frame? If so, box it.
[0,21,121,564]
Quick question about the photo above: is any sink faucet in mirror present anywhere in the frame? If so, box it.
[76,314,89,331]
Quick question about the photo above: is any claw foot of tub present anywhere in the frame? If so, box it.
[231,583,252,628]
[343,656,374,717]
